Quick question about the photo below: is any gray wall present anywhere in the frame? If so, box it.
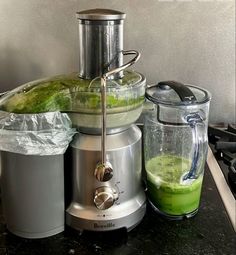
[0,0,235,123]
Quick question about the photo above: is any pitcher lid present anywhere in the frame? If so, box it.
[145,81,211,106]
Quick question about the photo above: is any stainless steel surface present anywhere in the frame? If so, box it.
[78,126,130,135]
[0,151,64,238]
[67,192,146,232]
[94,186,118,210]
[70,125,142,204]
[66,125,146,231]
[77,9,126,21]
[77,9,125,79]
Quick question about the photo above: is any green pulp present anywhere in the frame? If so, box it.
[146,155,203,216]
[0,71,144,114]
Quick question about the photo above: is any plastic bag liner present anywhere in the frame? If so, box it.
[0,111,76,155]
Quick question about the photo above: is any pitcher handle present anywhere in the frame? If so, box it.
[182,112,204,182]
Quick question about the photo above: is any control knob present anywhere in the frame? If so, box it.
[94,186,118,210]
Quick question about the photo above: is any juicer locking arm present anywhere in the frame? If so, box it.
[94,50,140,182]
[103,50,140,79]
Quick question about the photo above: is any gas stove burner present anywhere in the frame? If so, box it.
[208,124,236,198]
[208,124,236,143]
[208,124,236,160]
[229,158,236,192]
[228,123,236,133]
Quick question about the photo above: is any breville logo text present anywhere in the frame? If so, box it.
[94,222,115,229]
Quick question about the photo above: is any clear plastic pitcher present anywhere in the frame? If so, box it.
[144,81,211,219]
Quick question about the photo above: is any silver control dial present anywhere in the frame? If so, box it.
[94,162,113,182]
[94,186,118,210]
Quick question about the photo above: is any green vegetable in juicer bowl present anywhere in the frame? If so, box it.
[0,70,146,129]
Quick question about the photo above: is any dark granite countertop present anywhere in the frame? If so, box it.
[0,165,235,255]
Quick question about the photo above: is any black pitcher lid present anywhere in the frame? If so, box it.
[146,81,211,106]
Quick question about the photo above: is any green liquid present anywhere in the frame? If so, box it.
[146,155,203,216]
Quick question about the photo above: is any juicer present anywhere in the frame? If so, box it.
[66,9,146,232]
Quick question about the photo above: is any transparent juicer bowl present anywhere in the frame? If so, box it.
[0,70,146,130]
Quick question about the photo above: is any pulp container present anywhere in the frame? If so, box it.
[0,151,64,238]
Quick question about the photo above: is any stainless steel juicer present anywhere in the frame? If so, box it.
[66,9,146,232]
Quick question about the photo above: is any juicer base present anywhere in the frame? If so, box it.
[66,201,146,232]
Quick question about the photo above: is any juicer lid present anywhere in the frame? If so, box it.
[77,9,126,20]
[145,81,211,106]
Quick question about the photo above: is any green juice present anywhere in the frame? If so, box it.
[146,155,203,216]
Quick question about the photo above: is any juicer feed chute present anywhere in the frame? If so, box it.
[66,9,146,232]
[77,9,125,80]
